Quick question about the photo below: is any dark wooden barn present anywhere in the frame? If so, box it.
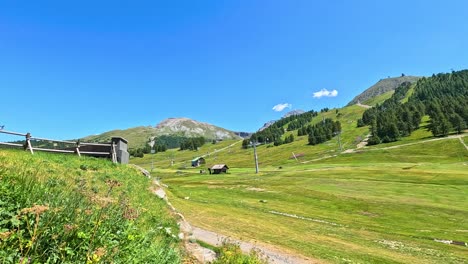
[210,164,229,174]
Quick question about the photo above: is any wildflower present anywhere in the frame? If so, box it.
[105,179,121,188]
[64,224,77,233]
[123,207,139,220]
[95,247,107,258]
[92,196,115,207]
[0,231,13,240]
[20,204,49,215]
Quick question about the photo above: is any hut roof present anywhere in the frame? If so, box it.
[211,164,229,170]
[111,137,128,144]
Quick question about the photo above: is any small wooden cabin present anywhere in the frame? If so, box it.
[210,164,229,174]
[191,157,206,167]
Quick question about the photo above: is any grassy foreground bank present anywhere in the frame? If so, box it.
[0,149,181,263]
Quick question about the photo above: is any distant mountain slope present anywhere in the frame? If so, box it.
[259,120,276,132]
[347,76,421,106]
[155,118,241,140]
[283,110,305,118]
[82,118,242,148]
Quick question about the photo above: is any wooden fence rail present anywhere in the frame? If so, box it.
[0,130,129,164]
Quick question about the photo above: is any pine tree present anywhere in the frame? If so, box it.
[450,113,466,134]
[308,133,317,145]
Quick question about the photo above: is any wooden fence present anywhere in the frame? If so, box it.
[0,130,128,163]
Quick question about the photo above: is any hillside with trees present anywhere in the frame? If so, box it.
[358,70,468,145]
[242,109,343,148]
[242,111,318,148]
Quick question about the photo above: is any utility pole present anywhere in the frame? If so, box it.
[252,140,259,174]
[337,132,342,151]
[149,139,155,172]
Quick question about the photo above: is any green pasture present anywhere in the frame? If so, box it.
[132,127,468,263]
[158,138,467,263]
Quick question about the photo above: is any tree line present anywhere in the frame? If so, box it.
[129,144,167,158]
[305,118,342,145]
[130,136,208,157]
[179,137,206,151]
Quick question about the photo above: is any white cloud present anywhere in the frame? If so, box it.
[313,89,338,98]
[272,103,292,112]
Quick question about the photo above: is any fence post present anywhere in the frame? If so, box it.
[75,140,81,157]
[24,132,34,154]
[111,142,117,163]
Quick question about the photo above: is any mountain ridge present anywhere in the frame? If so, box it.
[82,117,245,148]
[347,75,421,106]
[154,117,242,139]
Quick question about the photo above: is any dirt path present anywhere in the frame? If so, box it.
[301,134,466,162]
[458,136,468,151]
[356,103,372,109]
[356,134,371,149]
[376,134,466,150]
[201,140,243,158]
[301,154,337,163]
[192,226,317,264]
[148,179,217,263]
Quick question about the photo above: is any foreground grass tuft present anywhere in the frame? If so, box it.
[0,149,181,263]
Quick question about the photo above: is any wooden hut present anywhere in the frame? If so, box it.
[191,157,206,167]
[210,164,229,174]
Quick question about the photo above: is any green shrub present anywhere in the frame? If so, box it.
[212,240,268,264]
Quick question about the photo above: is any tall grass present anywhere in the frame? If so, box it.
[0,150,181,263]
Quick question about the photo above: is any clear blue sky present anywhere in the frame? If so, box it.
[1,0,468,140]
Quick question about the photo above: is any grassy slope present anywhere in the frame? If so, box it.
[363,82,416,106]
[82,126,156,148]
[0,149,182,263]
[364,90,395,106]
[131,103,468,263]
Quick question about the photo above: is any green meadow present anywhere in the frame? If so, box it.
[151,138,467,263]
[131,105,468,263]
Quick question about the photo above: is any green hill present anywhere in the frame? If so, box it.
[347,75,421,106]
